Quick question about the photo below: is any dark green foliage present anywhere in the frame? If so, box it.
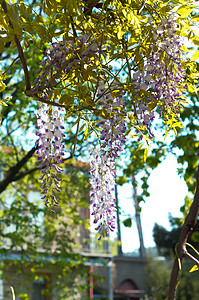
[146,257,171,300]
[146,258,199,300]
[153,219,199,257]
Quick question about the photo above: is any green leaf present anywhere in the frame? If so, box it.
[189,265,199,273]
[180,45,189,52]
[144,147,148,162]
[0,36,5,53]
[116,176,128,186]
[25,24,35,36]
[187,82,197,93]
[79,123,85,132]
[0,80,5,92]
[117,28,125,40]
[177,5,195,18]
[192,39,199,46]
[147,100,157,112]
[0,96,11,106]
[65,0,78,14]
[60,94,74,106]
[134,142,144,153]
[191,50,199,61]
[191,15,199,23]
[35,24,47,40]
[123,218,132,228]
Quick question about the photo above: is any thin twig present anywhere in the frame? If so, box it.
[2,55,20,76]
[84,0,101,15]
[184,251,199,267]
[1,1,31,90]
[5,120,19,163]
[138,0,147,14]
[71,116,81,158]
[186,242,199,256]
[0,125,21,143]
[122,36,138,120]
[70,16,78,38]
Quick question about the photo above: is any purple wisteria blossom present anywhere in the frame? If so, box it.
[132,16,186,137]
[98,84,127,159]
[36,104,65,208]
[33,17,187,237]
[89,147,116,238]
[89,83,127,238]
[31,34,103,100]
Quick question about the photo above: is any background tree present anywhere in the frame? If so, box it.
[153,218,199,257]
[0,155,91,299]
[146,256,199,300]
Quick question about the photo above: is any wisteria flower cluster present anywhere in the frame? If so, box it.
[89,83,127,238]
[89,147,116,238]
[36,104,65,209]
[132,16,186,137]
[98,84,127,160]
[32,34,102,100]
[34,17,187,238]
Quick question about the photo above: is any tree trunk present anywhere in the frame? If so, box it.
[168,166,199,299]
[115,179,123,255]
[132,175,146,258]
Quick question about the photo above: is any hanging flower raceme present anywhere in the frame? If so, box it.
[97,83,127,157]
[89,83,127,238]
[89,147,116,239]
[31,34,104,100]
[32,16,188,238]
[147,17,186,106]
[36,104,65,208]
[132,16,186,138]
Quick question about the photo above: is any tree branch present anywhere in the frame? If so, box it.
[71,117,80,158]
[2,55,20,76]
[168,165,199,300]
[1,0,31,91]
[12,167,39,182]
[83,0,101,16]
[0,146,37,193]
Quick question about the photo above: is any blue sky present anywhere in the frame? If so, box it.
[117,153,188,253]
